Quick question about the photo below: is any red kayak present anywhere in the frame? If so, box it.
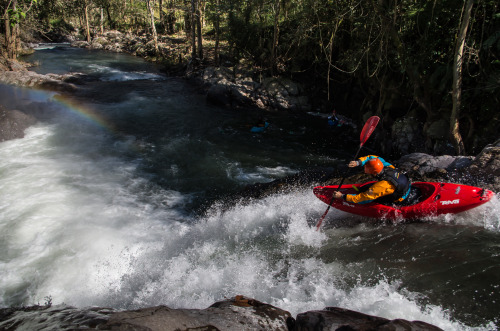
[313,182,495,220]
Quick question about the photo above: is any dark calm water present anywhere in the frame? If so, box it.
[0,44,498,330]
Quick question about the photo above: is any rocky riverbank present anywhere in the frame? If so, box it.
[0,295,443,331]
[2,31,498,156]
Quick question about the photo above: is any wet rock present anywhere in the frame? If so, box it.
[470,139,500,176]
[0,105,37,142]
[294,307,443,331]
[0,70,78,92]
[108,296,292,331]
[397,153,474,177]
[0,297,445,331]
[466,139,500,191]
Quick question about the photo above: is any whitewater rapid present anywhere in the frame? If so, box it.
[0,122,498,330]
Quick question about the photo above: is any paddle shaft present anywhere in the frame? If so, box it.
[315,145,363,230]
[315,116,380,231]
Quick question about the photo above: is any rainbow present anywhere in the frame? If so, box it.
[1,83,116,133]
[51,93,116,133]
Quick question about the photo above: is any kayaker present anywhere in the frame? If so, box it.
[332,155,411,204]
[327,110,344,128]
[250,118,269,133]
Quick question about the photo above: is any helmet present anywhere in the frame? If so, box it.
[364,158,384,175]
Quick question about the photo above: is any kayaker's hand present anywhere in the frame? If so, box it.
[348,161,358,167]
[333,191,343,199]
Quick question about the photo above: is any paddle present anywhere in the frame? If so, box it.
[315,115,380,231]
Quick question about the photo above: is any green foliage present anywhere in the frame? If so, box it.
[7,8,26,26]
[49,18,75,32]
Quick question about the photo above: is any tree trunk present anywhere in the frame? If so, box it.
[147,0,159,55]
[12,0,18,60]
[271,0,280,75]
[159,0,163,23]
[190,0,196,60]
[4,9,14,59]
[105,6,115,30]
[84,4,91,43]
[3,0,18,60]
[450,0,473,155]
[100,7,104,34]
[196,5,203,59]
[214,0,220,66]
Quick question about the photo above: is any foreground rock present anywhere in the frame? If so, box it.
[295,307,442,331]
[0,296,442,330]
[0,105,37,142]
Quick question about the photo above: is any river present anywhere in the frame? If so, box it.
[0,44,499,330]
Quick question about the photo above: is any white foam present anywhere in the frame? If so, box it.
[0,125,188,307]
[33,43,70,50]
[87,64,163,81]
[225,163,298,183]
[429,194,500,232]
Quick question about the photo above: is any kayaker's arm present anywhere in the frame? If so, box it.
[333,181,396,204]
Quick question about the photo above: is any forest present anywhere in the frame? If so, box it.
[1,0,499,156]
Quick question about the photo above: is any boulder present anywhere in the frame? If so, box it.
[70,40,89,48]
[0,296,446,331]
[0,106,37,142]
[0,70,77,92]
[470,139,500,177]
[466,139,500,191]
[108,296,292,331]
[207,83,232,107]
[294,307,443,331]
[397,153,474,176]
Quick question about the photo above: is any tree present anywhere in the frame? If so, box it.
[146,0,159,54]
[2,0,37,60]
[190,0,196,59]
[210,0,221,65]
[195,0,202,59]
[271,0,280,75]
[190,0,202,60]
[83,0,91,42]
[450,0,474,155]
